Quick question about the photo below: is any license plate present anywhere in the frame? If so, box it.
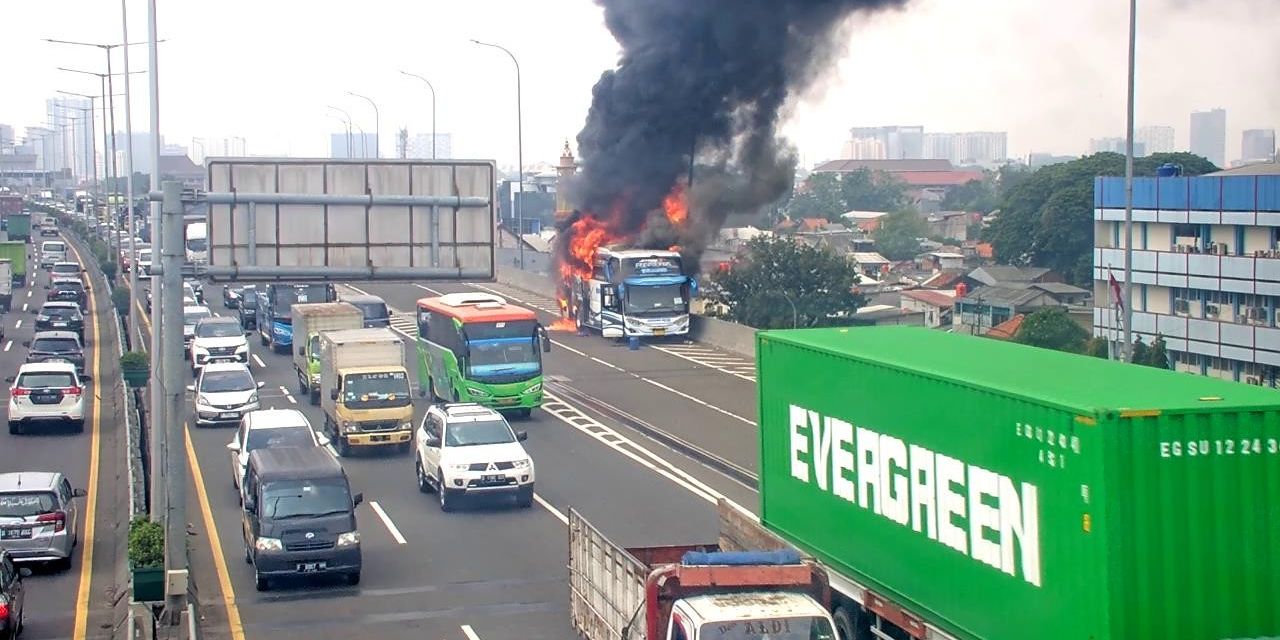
[1,528,32,540]
[370,435,389,442]
[482,474,504,483]
[296,562,327,573]
[219,412,238,419]
[52,322,67,327]
[653,328,666,336]
[496,397,517,405]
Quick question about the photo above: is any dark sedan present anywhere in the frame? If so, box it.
[223,284,255,309]
[34,302,85,342]
[0,550,30,639]
[23,331,86,374]
[46,277,87,311]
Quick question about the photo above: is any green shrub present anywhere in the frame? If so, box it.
[112,287,132,315]
[127,518,164,568]
[120,350,149,369]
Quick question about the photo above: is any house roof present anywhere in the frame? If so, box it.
[960,285,1046,307]
[986,313,1026,340]
[925,252,965,259]
[969,265,1051,286]
[814,159,954,173]
[851,252,889,264]
[920,270,965,290]
[895,171,985,187]
[975,242,994,259]
[1032,282,1088,296]
[902,289,957,308]
[854,305,917,321]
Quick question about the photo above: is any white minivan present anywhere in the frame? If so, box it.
[39,241,68,269]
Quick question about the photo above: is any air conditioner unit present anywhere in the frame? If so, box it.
[1174,300,1190,314]
[1205,304,1220,317]
[1250,306,1267,321]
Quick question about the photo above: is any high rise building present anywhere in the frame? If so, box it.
[329,133,379,159]
[956,132,1008,164]
[405,133,453,159]
[922,133,956,163]
[1135,126,1175,154]
[1189,108,1226,167]
[848,126,924,160]
[0,124,13,151]
[1240,129,1276,163]
[46,97,93,179]
[841,137,887,160]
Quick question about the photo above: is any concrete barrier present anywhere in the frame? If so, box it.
[494,266,758,359]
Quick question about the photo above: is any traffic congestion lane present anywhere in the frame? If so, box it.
[184,283,758,639]
[354,280,762,473]
[0,235,112,640]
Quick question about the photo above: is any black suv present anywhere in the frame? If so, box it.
[238,286,259,330]
[24,331,86,374]
[34,301,85,342]
[0,549,31,638]
[47,277,87,311]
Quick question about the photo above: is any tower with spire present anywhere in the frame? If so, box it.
[555,140,577,220]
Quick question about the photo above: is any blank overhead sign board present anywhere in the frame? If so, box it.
[205,157,496,282]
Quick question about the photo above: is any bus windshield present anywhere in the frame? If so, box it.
[624,282,686,316]
[464,320,540,380]
[185,237,207,252]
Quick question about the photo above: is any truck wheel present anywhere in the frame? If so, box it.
[833,606,867,640]
[426,377,441,402]
[515,407,532,419]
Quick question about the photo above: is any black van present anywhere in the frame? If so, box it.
[342,293,391,329]
[241,447,362,591]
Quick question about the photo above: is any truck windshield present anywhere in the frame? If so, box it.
[342,371,411,409]
[261,479,351,520]
[185,238,207,252]
[699,617,836,640]
[624,283,686,316]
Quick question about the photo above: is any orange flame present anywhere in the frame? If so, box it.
[663,183,688,226]
[548,317,577,332]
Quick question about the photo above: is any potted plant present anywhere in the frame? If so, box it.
[120,351,150,387]
[128,518,165,601]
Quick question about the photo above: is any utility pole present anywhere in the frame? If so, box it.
[159,182,188,622]
[121,0,140,336]
[1121,0,1137,362]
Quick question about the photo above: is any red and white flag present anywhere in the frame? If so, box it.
[1108,269,1124,313]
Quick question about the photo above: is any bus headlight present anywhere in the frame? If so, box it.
[523,383,541,394]
[467,387,490,397]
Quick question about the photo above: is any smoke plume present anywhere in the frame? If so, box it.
[555,0,908,277]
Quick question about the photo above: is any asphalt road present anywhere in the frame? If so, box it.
[0,232,125,640]
[132,277,762,640]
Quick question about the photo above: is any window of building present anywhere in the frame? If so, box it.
[1236,226,1246,256]
[1172,288,1191,316]
[1172,224,1202,253]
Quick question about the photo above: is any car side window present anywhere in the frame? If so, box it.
[425,414,442,439]
[0,557,12,586]
[59,478,73,503]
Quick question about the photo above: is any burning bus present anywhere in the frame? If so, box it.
[565,246,697,339]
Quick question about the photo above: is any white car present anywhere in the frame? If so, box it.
[413,403,534,512]
[6,362,86,434]
[49,261,84,284]
[226,409,330,503]
[190,316,249,374]
[182,305,213,357]
[136,248,153,278]
[188,362,264,427]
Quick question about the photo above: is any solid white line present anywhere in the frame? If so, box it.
[2,341,10,352]
[13,320,20,329]
[532,493,568,526]
[461,625,482,640]
[251,354,266,368]
[414,284,445,296]
[369,501,407,544]
[549,339,587,357]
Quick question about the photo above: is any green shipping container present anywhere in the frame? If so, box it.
[758,326,1279,640]
[0,241,27,286]
[6,213,31,242]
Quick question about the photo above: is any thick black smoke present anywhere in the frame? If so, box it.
[558,0,908,275]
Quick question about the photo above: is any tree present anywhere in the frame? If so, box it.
[984,152,1219,285]
[872,211,928,261]
[783,172,844,220]
[782,169,908,222]
[941,175,999,213]
[706,236,865,329]
[1014,307,1089,353]
[1083,336,1109,358]
[1130,336,1150,366]
[1142,335,1171,369]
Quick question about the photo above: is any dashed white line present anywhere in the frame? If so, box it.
[532,493,568,526]
[414,284,445,296]
[286,394,297,404]
[461,625,482,640]
[26,291,31,298]
[278,385,289,395]
[369,500,407,544]
[2,341,10,352]
[21,303,27,312]
[13,320,20,329]
[251,354,266,368]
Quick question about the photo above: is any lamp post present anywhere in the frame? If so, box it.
[1120,0,1137,362]
[471,38,524,269]
[398,71,437,159]
[326,106,355,158]
[779,292,798,329]
[346,91,380,158]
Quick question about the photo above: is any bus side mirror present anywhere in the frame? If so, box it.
[542,334,551,353]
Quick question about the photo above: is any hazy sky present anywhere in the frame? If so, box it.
[2,0,1276,168]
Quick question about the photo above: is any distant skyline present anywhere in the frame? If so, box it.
[0,0,1276,169]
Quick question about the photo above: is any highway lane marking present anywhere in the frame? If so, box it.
[413,284,444,296]
[21,303,27,312]
[369,500,407,545]
[2,341,9,352]
[252,354,266,368]
[13,320,20,328]
[70,239,103,640]
[26,290,31,298]
[532,493,568,526]
[461,625,482,640]
[185,424,246,640]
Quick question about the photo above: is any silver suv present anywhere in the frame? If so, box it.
[0,472,86,571]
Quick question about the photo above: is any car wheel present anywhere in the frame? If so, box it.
[72,419,85,434]
[438,484,456,512]
[7,421,19,435]
[416,462,433,494]
[346,572,360,586]
[243,544,251,564]
[255,572,270,592]
[53,556,72,572]
[517,485,534,509]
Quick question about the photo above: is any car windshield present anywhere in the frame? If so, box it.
[0,492,58,518]
[201,370,255,393]
[42,306,80,320]
[342,372,411,409]
[624,282,686,315]
[17,372,77,388]
[352,301,388,320]
[32,338,80,353]
[698,617,836,640]
[53,281,84,293]
[197,321,242,338]
[260,479,351,520]
[445,418,515,447]
[186,238,207,252]
[52,264,79,275]
[246,426,315,451]
[184,310,212,326]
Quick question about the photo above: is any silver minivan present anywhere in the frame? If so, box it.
[0,472,86,570]
[39,241,67,269]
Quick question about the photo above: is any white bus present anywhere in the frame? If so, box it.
[185,222,208,265]
[567,247,696,339]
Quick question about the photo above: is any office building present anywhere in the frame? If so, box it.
[841,137,887,160]
[1190,108,1226,167]
[46,97,93,179]
[405,133,453,159]
[0,124,13,151]
[1088,137,1145,157]
[1135,126,1175,155]
[330,133,379,159]
[848,126,924,160]
[1092,165,1280,385]
[1241,129,1276,163]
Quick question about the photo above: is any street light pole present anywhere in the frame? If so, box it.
[399,71,437,159]
[1121,0,1137,363]
[326,106,355,158]
[346,91,380,158]
[56,93,99,213]
[471,39,524,269]
[121,0,140,332]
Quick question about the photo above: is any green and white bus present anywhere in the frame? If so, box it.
[415,293,551,417]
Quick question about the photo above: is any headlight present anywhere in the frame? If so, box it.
[340,421,357,433]
[196,394,211,407]
[248,393,259,404]
[336,531,360,547]
[512,458,532,469]
[193,346,209,355]
[467,386,490,397]
[400,422,412,431]
[448,463,471,473]
[310,374,320,384]
[235,344,248,353]
[255,537,283,552]
[523,383,541,394]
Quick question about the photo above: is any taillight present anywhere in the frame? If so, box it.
[37,511,66,533]
[65,386,83,396]
[11,388,29,397]
[0,599,9,621]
